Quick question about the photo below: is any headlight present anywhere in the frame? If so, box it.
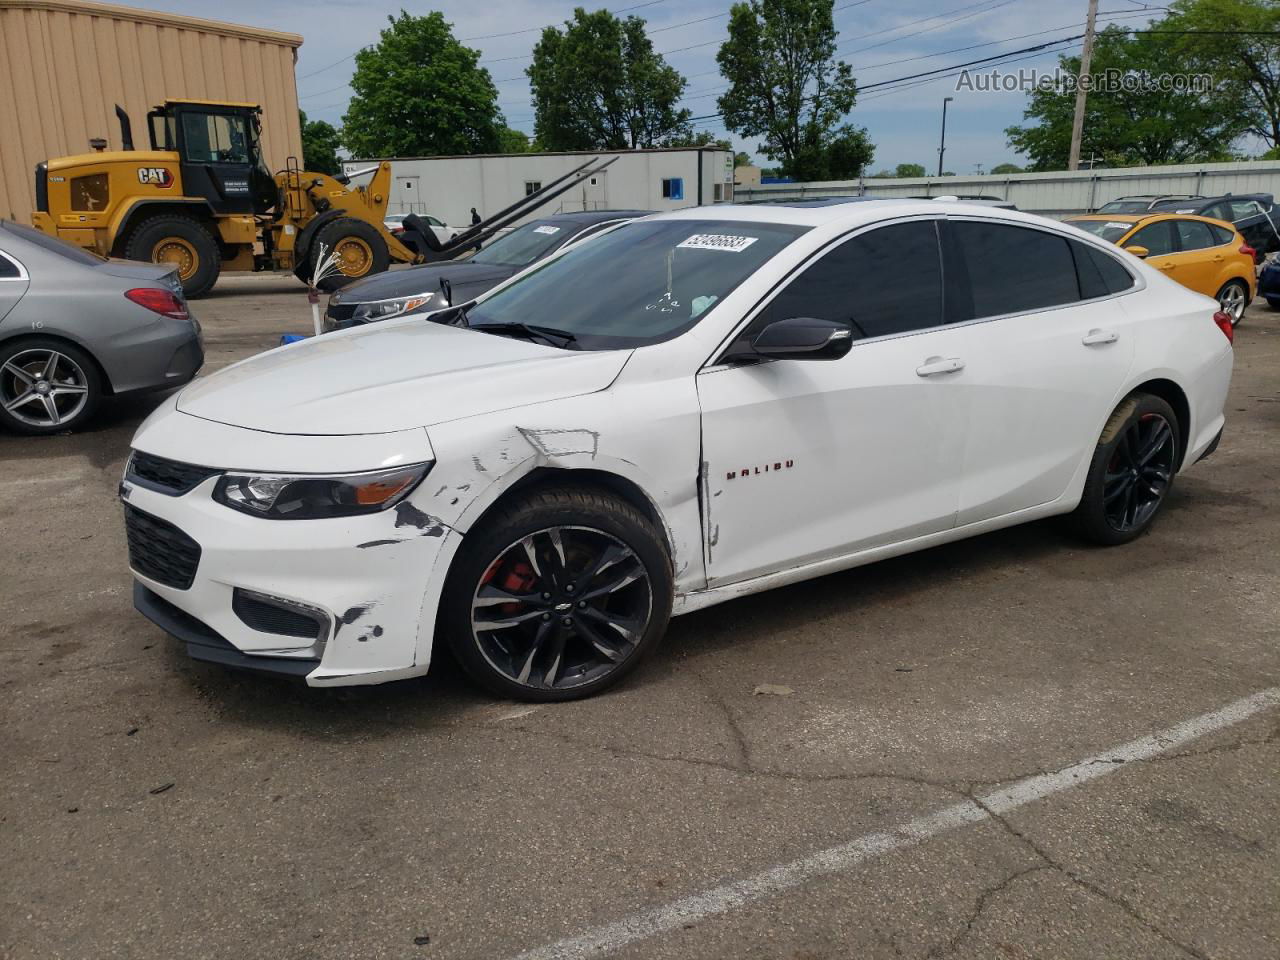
[352,294,437,323]
[213,463,432,520]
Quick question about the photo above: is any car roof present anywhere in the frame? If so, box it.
[651,198,1043,228]
[1067,212,1240,230]
[539,209,653,225]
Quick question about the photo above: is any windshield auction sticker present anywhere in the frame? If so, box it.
[533,225,561,235]
[678,234,758,252]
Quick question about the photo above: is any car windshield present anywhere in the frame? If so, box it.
[471,221,576,267]
[1068,219,1135,244]
[464,218,809,349]
[0,219,105,264]
[1097,200,1153,214]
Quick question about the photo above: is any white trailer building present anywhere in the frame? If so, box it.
[343,147,736,228]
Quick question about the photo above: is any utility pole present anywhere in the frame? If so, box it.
[1068,0,1100,171]
[937,96,953,178]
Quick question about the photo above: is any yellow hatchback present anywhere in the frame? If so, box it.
[1066,213,1256,325]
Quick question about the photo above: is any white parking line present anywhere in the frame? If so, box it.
[511,687,1280,960]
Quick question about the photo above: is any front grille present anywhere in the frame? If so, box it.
[124,504,202,590]
[127,451,220,496]
[232,589,326,640]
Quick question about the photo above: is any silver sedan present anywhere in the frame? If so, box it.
[0,220,203,434]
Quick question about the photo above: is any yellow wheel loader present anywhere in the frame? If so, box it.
[32,100,613,298]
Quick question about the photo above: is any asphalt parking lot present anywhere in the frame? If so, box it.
[2,274,1278,960]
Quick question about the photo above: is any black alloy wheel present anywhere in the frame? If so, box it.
[1074,392,1181,545]
[471,526,653,691]
[1102,413,1176,533]
[442,487,673,701]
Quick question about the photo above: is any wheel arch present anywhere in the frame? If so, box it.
[1128,377,1191,469]
[110,199,217,256]
[0,329,114,394]
[463,465,676,563]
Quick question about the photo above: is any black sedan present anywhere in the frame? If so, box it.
[1152,193,1280,259]
[322,209,650,332]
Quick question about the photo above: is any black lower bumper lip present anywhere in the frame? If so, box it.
[1195,427,1223,464]
[133,582,319,680]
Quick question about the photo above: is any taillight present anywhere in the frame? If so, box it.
[1213,310,1234,344]
[125,287,188,320]
[1240,243,1256,259]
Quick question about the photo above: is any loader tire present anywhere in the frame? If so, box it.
[123,215,221,298]
[312,218,390,292]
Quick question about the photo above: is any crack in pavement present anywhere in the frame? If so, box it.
[926,864,1051,959]
[966,722,1280,789]
[965,791,1212,960]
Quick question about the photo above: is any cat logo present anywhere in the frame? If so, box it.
[137,167,174,188]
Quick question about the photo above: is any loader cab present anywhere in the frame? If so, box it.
[147,100,277,216]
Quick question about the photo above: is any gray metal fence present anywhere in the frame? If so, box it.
[734,160,1280,217]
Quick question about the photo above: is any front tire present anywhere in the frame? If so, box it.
[1215,278,1249,327]
[440,486,674,701]
[0,338,102,435]
[312,218,390,292]
[123,215,221,298]
[1073,393,1180,546]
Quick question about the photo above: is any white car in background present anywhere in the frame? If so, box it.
[122,200,1233,701]
[383,212,460,245]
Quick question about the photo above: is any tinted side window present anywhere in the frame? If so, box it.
[1175,219,1215,251]
[1129,221,1175,256]
[751,220,943,342]
[1071,240,1110,300]
[1208,224,1236,246]
[950,222,1079,319]
[0,252,20,279]
[1201,203,1230,222]
[1228,200,1260,221]
[1086,245,1135,294]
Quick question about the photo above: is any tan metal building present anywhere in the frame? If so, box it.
[0,0,303,222]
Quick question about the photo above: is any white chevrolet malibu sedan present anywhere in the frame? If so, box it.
[123,199,1234,700]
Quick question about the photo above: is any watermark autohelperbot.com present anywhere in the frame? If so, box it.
[956,67,1216,95]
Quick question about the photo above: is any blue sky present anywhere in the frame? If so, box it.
[128,0,1173,173]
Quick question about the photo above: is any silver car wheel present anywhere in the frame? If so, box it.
[1,348,91,428]
[1218,282,1247,325]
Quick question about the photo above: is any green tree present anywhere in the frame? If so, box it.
[343,12,503,157]
[1159,0,1280,148]
[299,110,341,175]
[989,162,1024,174]
[734,151,752,167]
[498,127,532,153]
[894,162,926,178]
[528,8,690,149]
[1005,25,1248,170]
[716,0,871,180]
[662,130,733,149]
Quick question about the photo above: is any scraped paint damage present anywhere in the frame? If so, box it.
[394,501,448,537]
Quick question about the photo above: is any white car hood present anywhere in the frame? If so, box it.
[176,319,631,435]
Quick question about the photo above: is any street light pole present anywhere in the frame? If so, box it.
[937,96,953,178]
[1068,0,1100,171]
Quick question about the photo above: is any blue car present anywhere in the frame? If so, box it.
[1261,259,1280,310]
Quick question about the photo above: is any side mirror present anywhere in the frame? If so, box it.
[1124,244,1150,258]
[749,317,854,361]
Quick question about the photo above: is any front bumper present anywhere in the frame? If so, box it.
[121,454,450,687]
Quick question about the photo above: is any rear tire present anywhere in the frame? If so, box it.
[439,486,674,702]
[0,337,102,435]
[1265,297,1280,311]
[312,218,390,292]
[1073,393,1180,546]
[1214,278,1249,327]
[123,215,220,298]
